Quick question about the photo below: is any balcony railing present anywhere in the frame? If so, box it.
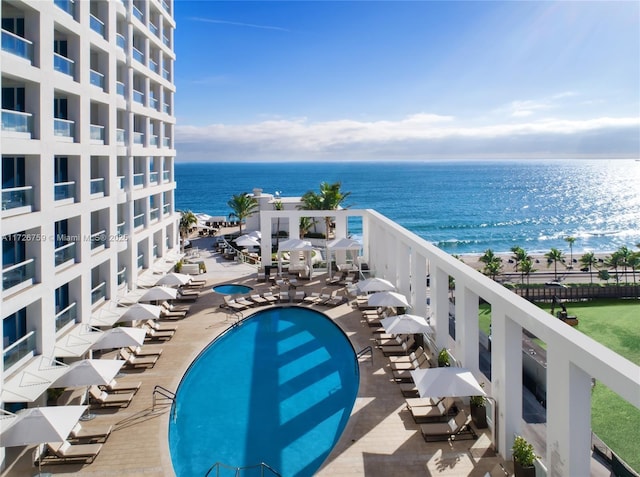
[149,171,158,183]
[133,173,144,186]
[54,118,75,138]
[150,207,159,221]
[137,253,144,268]
[2,258,35,290]
[90,177,105,195]
[132,46,144,63]
[2,186,34,212]
[150,96,158,109]
[149,22,159,36]
[54,0,75,17]
[162,170,170,182]
[163,137,170,148]
[2,29,34,62]
[55,302,77,332]
[163,34,170,47]
[150,134,158,146]
[2,109,33,135]
[90,69,105,90]
[133,132,144,145]
[116,129,126,144]
[91,281,106,304]
[3,331,36,370]
[134,213,145,228]
[117,176,125,189]
[54,181,75,201]
[133,89,144,104]
[116,81,126,97]
[90,14,105,38]
[162,68,170,80]
[161,0,170,13]
[163,103,170,114]
[132,4,144,21]
[152,243,158,257]
[53,52,75,77]
[90,230,106,250]
[116,33,126,50]
[149,59,159,74]
[54,241,76,266]
[117,221,126,236]
[163,203,170,215]
[117,266,127,286]
[90,124,105,141]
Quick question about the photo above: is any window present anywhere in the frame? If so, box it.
[2,18,24,37]
[54,156,68,182]
[53,98,68,120]
[53,39,67,57]
[3,308,26,348]
[2,87,25,112]
[54,219,69,248]
[2,156,25,188]
[54,283,70,314]
[3,233,25,267]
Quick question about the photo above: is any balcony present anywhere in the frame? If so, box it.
[132,46,144,64]
[149,59,159,74]
[133,89,144,104]
[150,96,159,109]
[150,134,158,146]
[163,34,170,47]
[90,230,106,250]
[163,102,171,114]
[150,207,159,222]
[2,258,35,292]
[117,266,127,286]
[90,14,105,38]
[132,4,144,22]
[2,109,33,136]
[162,170,170,182]
[91,281,106,304]
[3,331,36,370]
[90,177,105,195]
[116,221,126,236]
[162,203,170,215]
[117,176,125,190]
[54,52,75,78]
[2,186,34,214]
[55,302,77,332]
[116,129,126,145]
[54,181,75,201]
[133,173,144,186]
[152,243,158,258]
[54,241,76,267]
[136,253,144,268]
[2,29,34,63]
[90,124,105,142]
[116,33,126,50]
[133,212,145,228]
[117,81,126,97]
[162,68,170,80]
[90,69,105,90]
[149,171,158,183]
[54,118,75,139]
[161,0,170,13]
[163,137,171,148]
[54,0,75,17]
[149,22,159,37]
[133,132,144,145]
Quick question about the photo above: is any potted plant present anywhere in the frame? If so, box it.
[512,435,537,477]
[469,384,488,429]
[437,348,450,367]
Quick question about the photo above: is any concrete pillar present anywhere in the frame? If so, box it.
[455,281,479,371]
[431,265,449,351]
[396,242,410,299]
[411,251,428,318]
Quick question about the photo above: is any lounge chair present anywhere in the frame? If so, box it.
[159,302,187,320]
[45,440,103,463]
[173,292,198,302]
[143,324,174,341]
[235,296,255,308]
[303,292,322,304]
[177,287,200,297]
[279,291,290,302]
[376,334,405,347]
[408,396,457,423]
[162,300,190,312]
[128,345,163,358]
[250,294,269,305]
[262,292,278,304]
[389,346,424,364]
[146,319,178,332]
[119,348,159,368]
[293,290,306,302]
[325,291,345,306]
[69,422,112,443]
[380,336,415,356]
[389,351,428,371]
[89,385,135,407]
[100,378,141,394]
[392,357,431,381]
[419,409,477,442]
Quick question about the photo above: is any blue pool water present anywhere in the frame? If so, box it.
[212,284,254,295]
[169,307,360,477]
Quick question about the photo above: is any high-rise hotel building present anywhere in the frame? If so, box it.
[0,0,179,412]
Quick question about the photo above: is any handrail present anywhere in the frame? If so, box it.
[356,345,373,365]
[205,461,282,477]
[1,108,33,118]
[2,330,36,354]
[54,180,75,187]
[1,185,33,193]
[2,258,35,274]
[152,384,175,410]
[1,28,33,45]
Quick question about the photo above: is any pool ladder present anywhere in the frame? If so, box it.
[356,345,373,365]
[205,461,281,477]
[152,385,176,419]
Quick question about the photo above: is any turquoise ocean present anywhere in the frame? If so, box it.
[175,159,640,256]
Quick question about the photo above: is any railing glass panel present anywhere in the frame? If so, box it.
[149,59,159,73]
[163,137,170,148]
[133,132,144,144]
[54,118,75,138]
[137,254,144,268]
[90,14,105,37]
[116,33,126,50]
[117,221,126,236]
[90,69,105,90]
[117,267,127,285]
[2,186,33,211]
[90,124,105,141]
[118,176,125,189]
[55,302,77,331]
[90,177,105,195]
[116,129,126,144]
[132,46,144,63]
[150,134,158,146]
[2,258,35,290]
[163,203,170,215]
[149,22,158,36]
[163,34,170,47]
[150,207,159,221]
[117,81,126,97]
[3,331,36,370]
[149,171,158,183]
[162,68,170,80]
[163,103,170,114]
[133,89,144,104]
[53,53,75,77]
[152,244,158,257]
[134,213,145,228]
[133,173,144,186]
[2,30,33,62]
[90,230,106,250]
[132,4,143,21]
[1,109,33,134]
[91,282,106,304]
[54,0,75,17]
[150,96,158,109]
[161,0,170,13]
[54,181,75,201]
[54,242,76,266]
[162,170,170,182]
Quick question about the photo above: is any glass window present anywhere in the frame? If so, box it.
[3,233,25,267]
[2,157,25,188]
[54,283,69,313]
[3,307,26,348]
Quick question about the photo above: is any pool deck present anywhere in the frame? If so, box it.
[3,236,511,477]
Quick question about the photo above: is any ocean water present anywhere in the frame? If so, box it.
[175,159,640,255]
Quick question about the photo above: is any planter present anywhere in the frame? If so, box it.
[513,459,536,477]
[470,403,488,429]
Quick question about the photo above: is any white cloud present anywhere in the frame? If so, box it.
[175,113,640,161]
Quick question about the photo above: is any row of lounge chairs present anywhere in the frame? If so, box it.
[221,289,347,312]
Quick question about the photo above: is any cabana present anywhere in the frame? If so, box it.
[277,239,315,279]
[326,237,362,278]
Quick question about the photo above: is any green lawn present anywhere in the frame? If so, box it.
[478,299,640,471]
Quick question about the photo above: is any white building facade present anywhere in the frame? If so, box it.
[0,0,178,425]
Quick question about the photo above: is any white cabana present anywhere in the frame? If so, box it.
[277,239,315,279]
[326,237,361,278]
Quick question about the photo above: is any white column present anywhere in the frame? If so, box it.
[431,265,449,351]
[455,281,479,371]
[260,213,273,267]
[396,242,410,299]
[411,251,428,318]
[546,345,592,477]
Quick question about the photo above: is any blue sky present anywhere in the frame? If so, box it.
[173,1,640,162]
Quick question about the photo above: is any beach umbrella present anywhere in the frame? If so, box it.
[154,272,192,287]
[380,314,432,335]
[410,367,486,399]
[117,303,161,323]
[357,277,396,293]
[139,286,177,302]
[234,235,260,247]
[247,230,262,240]
[367,291,410,308]
[52,359,125,388]
[91,327,146,350]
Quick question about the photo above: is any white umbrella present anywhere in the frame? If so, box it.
[139,286,177,302]
[155,272,191,287]
[52,359,125,388]
[410,367,486,399]
[91,327,146,350]
[247,230,262,240]
[380,314,433,335]
[368,291,410,308]
[234,235,260,247]
[0,405,87,446]
[117,303,161,323]
[357,277,396,293]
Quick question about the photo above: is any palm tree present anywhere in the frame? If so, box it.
[579,252,598,284]
[520,257,536,297]
[615,246,632,283]
[227,193,259,235]
[179,210,198,251]
[479,249,503,280]
[564,236,576,269]
[273,200,283,249]
[299,217,315,238]
[627,252,640,286]
[299,181,351,239]
[603,251,624,286]
[545,248,565,281]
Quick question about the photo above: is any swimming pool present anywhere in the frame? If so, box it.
[169,307,359,476]
[212,284,254,295]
